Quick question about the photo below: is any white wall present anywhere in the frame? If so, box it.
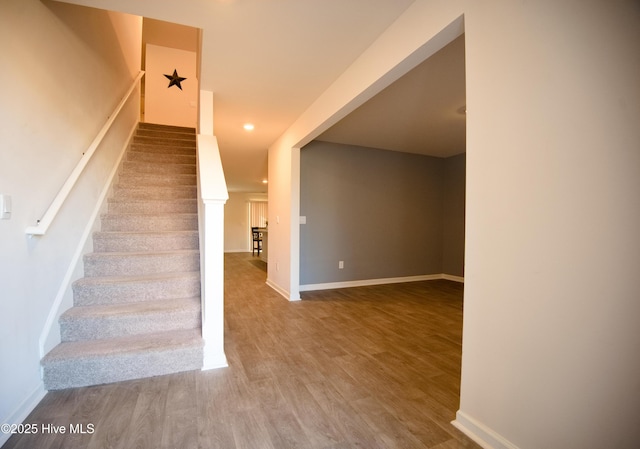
[224,192,267,252]
[144,44,197,127]
[269,0,640,447]
[0,0,142,441]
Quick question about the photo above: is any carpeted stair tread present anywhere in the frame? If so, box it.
[114,184,197,200]
[99,213,198,232]
[133,135,196,147]
[127,151,195,164]
[117,173,196,186]
[129,143,197,155]
[121,160,196,175]
[60,297,201,341]
[107,198,197,214]
[72,271,201,305]
[137,122,195,133]
[135,128,196,140]
[83,249,200,277]
[42,329,203,389]
[43,329,203,361]
[93,230,199,252]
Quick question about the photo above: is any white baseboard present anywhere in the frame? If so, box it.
[202,352,229,371]
[452,411,520,449]
[0,383,47,447]
[266,278,300,301]
[299,273,463,292]
[443,273,465,283]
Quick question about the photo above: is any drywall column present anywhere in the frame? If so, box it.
[456,1,640,448]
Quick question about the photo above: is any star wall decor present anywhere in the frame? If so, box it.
[164,69,187,90]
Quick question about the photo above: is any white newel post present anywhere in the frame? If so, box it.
[200,196,228,369]
[198,90,228,370]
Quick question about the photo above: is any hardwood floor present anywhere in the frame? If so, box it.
[4,253,480,449]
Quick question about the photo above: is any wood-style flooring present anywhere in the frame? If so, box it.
[3,253,480,449]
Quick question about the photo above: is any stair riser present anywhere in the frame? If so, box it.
[73,275,201,306]
[100,215,198,232]
[114,185,197,200]
[127,151,195,165]
[135,129,196,140]
[133,136,196,147]
[43,344,203,390]
[129,143,196,156]
[60,306,201,342]
[117,173,196,187]
[138,123,195,133]
[107,199,197,214]
[93,232,199,252]
[84,252,200,277]
[122,161,196,175]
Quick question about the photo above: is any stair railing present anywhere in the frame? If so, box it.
[25,71,145,236]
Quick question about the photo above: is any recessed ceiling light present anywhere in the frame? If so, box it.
[243,123,255,131]
[262,179,268,184]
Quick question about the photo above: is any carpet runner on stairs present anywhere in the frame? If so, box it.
[41,123,204,390]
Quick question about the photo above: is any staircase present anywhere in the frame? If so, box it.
[41,123,204,390]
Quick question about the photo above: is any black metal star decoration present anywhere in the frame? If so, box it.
[164,69,187,90]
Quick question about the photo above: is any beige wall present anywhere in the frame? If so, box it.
[460,1,640,447]
[144,44,197,127]
[0,0,142,440]
[224,192,267,252]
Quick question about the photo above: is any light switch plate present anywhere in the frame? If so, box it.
[0,194,11,220]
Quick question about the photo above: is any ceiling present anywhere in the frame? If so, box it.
[58,0,465,191]
[316,34,466,158]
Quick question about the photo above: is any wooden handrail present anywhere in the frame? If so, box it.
[25,71,145,236]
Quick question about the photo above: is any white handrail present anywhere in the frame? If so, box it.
[25,71,145,236]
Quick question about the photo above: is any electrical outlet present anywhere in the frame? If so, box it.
[338,261,344,269]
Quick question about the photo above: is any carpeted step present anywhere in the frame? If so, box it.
[60,297,201,342]
[122,161,196,175]
[84,250,200,277]
[113,184,197,200]
[72,271,201,306]
[100,213,198,232]
[42,329,203,390]
[135,128,196,141]
[126,150,195,165]
[107,198,197,214]
[133,135,196,147]
[129,143,196,155]
[93,230,199,252]
[117,172,196,187]
[138,122,195,133]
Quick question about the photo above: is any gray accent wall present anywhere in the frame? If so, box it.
[442,153,466,277]
[300,141,465,285]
